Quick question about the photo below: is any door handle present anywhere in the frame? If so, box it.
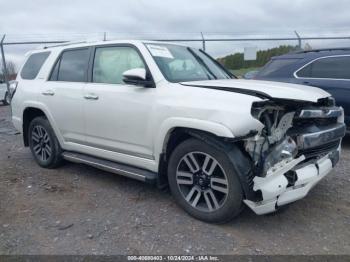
[84,93,99,100]
[302,81,312,86]
[42,90,55,96]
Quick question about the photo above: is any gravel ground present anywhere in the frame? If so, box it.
[0,104,349,255]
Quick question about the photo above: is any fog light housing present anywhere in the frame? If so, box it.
[263,137,298,175]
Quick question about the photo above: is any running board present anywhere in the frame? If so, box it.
[62,152,157,184]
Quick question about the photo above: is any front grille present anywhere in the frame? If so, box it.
[298,140,340,159]
[293,106,343,128]
[293,117,337,128]
[290,105,344,160]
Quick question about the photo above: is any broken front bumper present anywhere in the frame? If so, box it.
[243,148,339,215]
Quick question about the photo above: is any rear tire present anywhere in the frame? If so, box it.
[28,116,63,168]
[167,138,244,223]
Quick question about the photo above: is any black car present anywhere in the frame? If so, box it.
[252,48,350,128]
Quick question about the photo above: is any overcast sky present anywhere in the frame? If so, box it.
[1,0,350,68]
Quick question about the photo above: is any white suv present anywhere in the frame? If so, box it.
[11,40,345,222]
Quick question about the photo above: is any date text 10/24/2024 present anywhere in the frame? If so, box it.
[127,255,219,261]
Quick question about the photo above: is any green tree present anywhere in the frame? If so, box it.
[219,45,297,70]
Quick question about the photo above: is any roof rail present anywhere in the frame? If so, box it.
[43,41,87,49]
[295,47,350,54]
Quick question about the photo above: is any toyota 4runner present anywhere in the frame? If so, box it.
[10,40,346,223]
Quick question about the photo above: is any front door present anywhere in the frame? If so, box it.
[83,45,156,161]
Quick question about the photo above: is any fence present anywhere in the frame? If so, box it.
[1,31,350,94]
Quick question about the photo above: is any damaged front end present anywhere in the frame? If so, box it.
[243,97,345,215]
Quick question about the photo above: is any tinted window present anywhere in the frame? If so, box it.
[20,52,50,79]
[297,56,350,79]
[57,49,90,82]
[257,59,299,77]
[93,46,145,84]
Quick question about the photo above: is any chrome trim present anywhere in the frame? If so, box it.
[84,94,99,100]
[298,108,343,119]
[296,123,346,150]
[293,54,350,81]
[63,152,146,182]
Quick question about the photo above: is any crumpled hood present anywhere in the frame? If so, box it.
[180,79,330,102]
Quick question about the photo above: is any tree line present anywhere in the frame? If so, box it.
[0,60,17,82]
[217,45,297,70]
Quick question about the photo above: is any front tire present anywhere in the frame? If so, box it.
[28,117,63,168]
[167,138,244,223]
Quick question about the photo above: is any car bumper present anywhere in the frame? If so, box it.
[243,147,339,215]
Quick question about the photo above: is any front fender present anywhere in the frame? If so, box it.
[154,117,235,163]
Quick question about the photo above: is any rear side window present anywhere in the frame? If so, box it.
[297,56,350,79]
[20,52,50,79]
[257,59,299,77]
[50,48,90,82]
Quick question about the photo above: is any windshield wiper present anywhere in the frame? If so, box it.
[187,47,217,80]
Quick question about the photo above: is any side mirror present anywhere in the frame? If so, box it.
[122,68,154,88]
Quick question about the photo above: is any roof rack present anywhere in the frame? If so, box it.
[295,47,350,54]
[43,41,87,49]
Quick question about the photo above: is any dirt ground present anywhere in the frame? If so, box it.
[0,104,349,255]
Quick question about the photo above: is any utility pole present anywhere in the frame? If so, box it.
[294,31,302,50]
[200,32,206,51]
[0,35,10,95]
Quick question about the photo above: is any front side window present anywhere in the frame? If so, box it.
[21,52,50,80]
[297,56,350,79]
[145,44,231,82]
[92,46,145,84]
[53,48,90,82]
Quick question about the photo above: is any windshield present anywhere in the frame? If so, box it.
[145,43,232,82]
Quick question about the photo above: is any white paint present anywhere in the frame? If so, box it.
[10,40,335,176]
[244,153,335,215]
[123,68,146,80]
[181,78,330,102]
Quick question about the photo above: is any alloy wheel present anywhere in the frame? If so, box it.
[176,152,229,212]
[31,125,52,162]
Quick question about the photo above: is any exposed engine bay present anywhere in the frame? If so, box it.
[242,97,346,214]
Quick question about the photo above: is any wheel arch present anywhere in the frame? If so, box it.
[23,107,48,146]
[155,117,236,188]
[155,119,256,200]
[155,117,235,161]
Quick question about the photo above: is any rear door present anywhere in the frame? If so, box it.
[43,48,90,144]
[294,55,350,125]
